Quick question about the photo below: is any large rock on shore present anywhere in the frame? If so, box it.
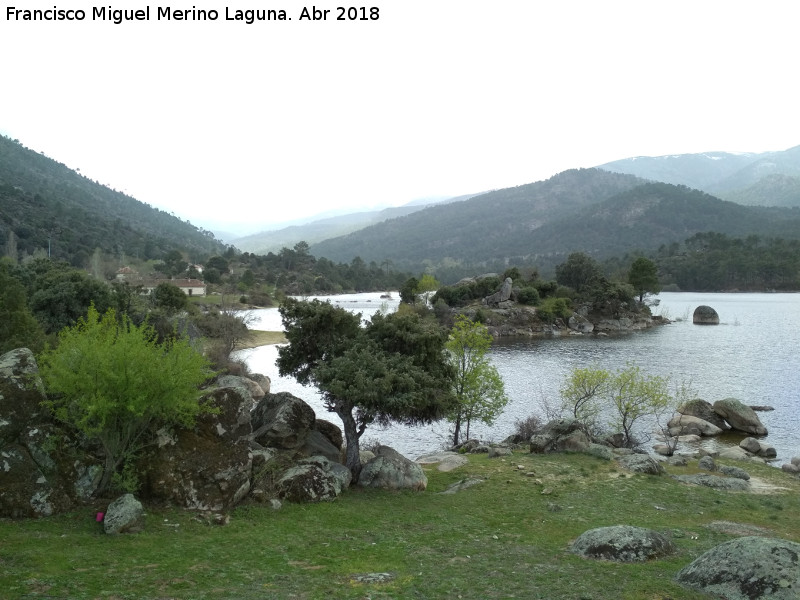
[572,525,675,562]
[713,398,768,435]
[250,392,316,449]
[676,536,800,599]
[358,445,427,491]
[529,419,592,454]
[667,414,723,437]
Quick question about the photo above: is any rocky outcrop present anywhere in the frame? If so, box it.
[358,445,427,491]
[693,305,720,324]
[677,398,730,431]
[529,419,593,454]
[713,398,768,435]
[781,457,800,475]
[571,525,675,562]
[0,349,85,518]
[103,493,144,534]
[740,437,777,459]
[667,414,723,437]
[672,474,750,491]
[482,277,513,307]
[617,454,665,475]
[250,392,316,449]
[277,456,352,503]
[676,536,800,599]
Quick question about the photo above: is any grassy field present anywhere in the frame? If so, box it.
[238,330,287,349]
[1,452,798,599]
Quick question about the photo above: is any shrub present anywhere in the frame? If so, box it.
[516,286,540,306]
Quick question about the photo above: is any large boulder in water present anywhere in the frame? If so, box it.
[677,398,730,431]
[713,398,768,435]
[676,536,800,599]
[571,525,675,562]
[693,305,720,324]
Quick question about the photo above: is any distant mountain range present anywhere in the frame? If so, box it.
[308,167,800,280]
[231,193,479,254]
[597,145,800,207]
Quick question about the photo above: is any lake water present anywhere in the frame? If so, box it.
[235,292,800,462]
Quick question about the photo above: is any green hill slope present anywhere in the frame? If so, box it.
[0,135,225,267]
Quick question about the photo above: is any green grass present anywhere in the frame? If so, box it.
[1,453,798,599]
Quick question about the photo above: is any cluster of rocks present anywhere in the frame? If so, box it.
[571,524,799,599]
[0,347,426,522]
[655,397,775,459]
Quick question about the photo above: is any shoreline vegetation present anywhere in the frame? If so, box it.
[239,329,287,349]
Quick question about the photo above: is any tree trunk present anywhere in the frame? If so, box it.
[451,414,461,447]
[337,406,362,483]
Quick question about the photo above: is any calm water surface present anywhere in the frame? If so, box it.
[236,292,800,462]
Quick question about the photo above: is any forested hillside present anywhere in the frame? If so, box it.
[310,170,800,280]
[311,169,646,279]
[0,135,226,267]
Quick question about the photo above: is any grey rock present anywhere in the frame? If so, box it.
[676,536,800,599]
[416,452,469,472]
[104,493,144,534]
[197,386,253,442]
[315,419,343,450]
[672,474,750,491]
[617,454,665,475]
[529,419,592,454]
[698,455,717,471]
[781,463,800,475]
[571,525,675,562]
[250,392,316,449]
[718,465,751,481]
[277,456,352,503]
[740,437,777,459]
[713,398,768,436]
[677,398,730,431]
[488,446,512,458]
[667,414,723,437]
[215,375,264,404]
[297,429,342,464]
[585,444,614,461]
[693,305,720,325]
[358,445,427,491]
[438,478,484,495]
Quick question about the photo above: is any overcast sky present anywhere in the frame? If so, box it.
[2,1,799,237]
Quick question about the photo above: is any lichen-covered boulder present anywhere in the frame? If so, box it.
[358,445,427,491]
[216,375,265,404]
[529,419,592,454]
[0,348,47,445]
[276,456,352,503]
[676,536,800,599]
[572,525,675,562]
[617,454,665,475]
[104,493,144,534]
[693,305,720,324]
[250,392,316,449]
[197,386,253,442]
[672,473,750,491]
[139,429,252,511]
[713,398,768,436]
[314,419,343,450]
[297,429,342,464]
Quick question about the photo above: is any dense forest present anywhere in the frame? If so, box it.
[0,135,226,267]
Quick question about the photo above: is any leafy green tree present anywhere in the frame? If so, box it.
[399,277,419,305]
[26,260,113,334]
[277,298,455,479]
[39,306,213,493]
[607,365,670,447]
[628,257,661,303]
[0,259,45,354]
[151,282,189,312]
[555,252,602,295]
[417,273,440,306]
[445,315,508,446]
[559,367,610,428]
